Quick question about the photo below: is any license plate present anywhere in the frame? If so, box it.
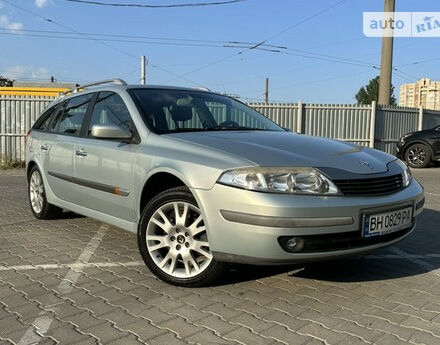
[363,206,413,237]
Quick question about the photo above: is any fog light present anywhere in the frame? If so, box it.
[285,237,305,252]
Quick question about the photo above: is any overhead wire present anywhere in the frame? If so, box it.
[0,27,286,48]
[60,0,246,9]
[0,30,287,50]
[162,0,349,83]
[1,0,418,94]
[235,0,348,54]
[0,0,203,85]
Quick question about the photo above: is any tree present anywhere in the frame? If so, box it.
[0,76,13,87]
[355,76,396,105]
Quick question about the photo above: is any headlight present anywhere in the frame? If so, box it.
[399,133,412,144]
[217,167,340,195]
[396,159,412,187]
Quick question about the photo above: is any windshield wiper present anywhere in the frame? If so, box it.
[169,128,207,133]
[163,127,271,134]
[204,126,268,131]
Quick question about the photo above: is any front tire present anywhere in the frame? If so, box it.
[137,187,225,286]
[404,143,431,168]
[28,166,62,219]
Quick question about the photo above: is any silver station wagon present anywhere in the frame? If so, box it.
[26,79,425,286]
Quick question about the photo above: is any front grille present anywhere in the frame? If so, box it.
[334,173,404,196]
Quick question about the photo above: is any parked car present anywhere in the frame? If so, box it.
[396,126,440,168]
[26,79,425,286]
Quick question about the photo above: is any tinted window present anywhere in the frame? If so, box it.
[51,94,93,135]
[88,92,132,136]
[33,106,57,131]
[130,89,282,134]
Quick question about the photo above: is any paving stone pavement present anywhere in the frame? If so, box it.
[0,168,439,345]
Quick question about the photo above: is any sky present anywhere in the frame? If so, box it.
[0,0,439,103]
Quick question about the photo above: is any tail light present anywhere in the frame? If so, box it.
[25,129,32,146]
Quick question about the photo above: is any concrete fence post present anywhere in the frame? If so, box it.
[418,107,424,131]
[297,100,304,134]
[370,101,377,148]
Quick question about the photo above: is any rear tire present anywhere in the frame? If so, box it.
[28,166,62,219]
[404,143,431,168]
[137,186,225,287]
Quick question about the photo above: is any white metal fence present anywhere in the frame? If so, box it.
[2,95,440,162]
[249,101,440,154]
[0,95,54,162]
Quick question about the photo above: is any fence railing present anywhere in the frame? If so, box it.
[0,95,55,162]
[249,101,440,154]
[2,95,440,162]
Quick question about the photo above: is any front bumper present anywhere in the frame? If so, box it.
[192,180,424,265]
[395,141,405,159]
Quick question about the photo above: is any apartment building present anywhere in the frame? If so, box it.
[399,78,440,110]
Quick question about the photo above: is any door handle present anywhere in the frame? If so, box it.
[75,149,87,157]
[41,144,48,151]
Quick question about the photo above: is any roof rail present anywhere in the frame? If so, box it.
[196,86,211,92]
[61,79,127,96]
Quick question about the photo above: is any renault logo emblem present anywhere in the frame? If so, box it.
[359,161,373,169]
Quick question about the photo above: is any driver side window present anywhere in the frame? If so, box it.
[88,92,132,137]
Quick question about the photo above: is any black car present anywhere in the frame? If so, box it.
[396,125,440,168]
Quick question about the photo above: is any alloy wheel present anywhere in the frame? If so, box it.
[29,170,44,214]
[146,201,212,279]
[407,147,426,166]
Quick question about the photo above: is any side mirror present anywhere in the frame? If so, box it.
[91,124,132,140]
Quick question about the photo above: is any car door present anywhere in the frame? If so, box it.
[28,104,59,168]
[74,91,138,222]
[43,93,94,204]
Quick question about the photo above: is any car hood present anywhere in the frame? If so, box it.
[167,131,396,174]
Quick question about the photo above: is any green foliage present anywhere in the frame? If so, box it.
[0,156,25,170]
[355,76,396,105]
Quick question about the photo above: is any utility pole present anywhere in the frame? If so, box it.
[141,56,146,85]
[264,77,269,104]
[378,0,395,105]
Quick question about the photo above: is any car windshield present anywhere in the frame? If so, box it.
[129,88,283,134]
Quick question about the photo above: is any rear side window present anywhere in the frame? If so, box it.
[87,92,132,136]
[33,106,57,131]
[51,94,93,135]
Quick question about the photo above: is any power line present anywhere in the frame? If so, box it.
[161,47,379,85]
[0,28,380,69]
[0,0,203,85]
[393,72,415,83]
[237,0,348,54]
[396,57,440,68]
[0,30,286,50]
[278,51,378,69]
[272,70,374,92]
[0,27,285,48]
[393,68,418,82]
[61,0,246,8]
[162,0,348,83]
[0,0,138,59]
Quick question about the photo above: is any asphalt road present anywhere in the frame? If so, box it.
[0,168,439,345]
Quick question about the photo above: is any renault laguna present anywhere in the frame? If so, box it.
[25,79,425,286]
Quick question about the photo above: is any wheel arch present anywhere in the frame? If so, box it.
[403,140,434,157]
[139,171,188,216]
[26,160,37,180]
[26,160,45,183]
